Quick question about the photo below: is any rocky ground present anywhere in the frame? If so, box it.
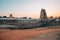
[0,27,60,40]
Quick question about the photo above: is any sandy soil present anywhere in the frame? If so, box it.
[0,27,60,40]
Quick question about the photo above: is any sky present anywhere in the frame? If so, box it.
[0,0,60,18]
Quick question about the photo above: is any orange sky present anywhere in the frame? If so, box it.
[0,0,60,18]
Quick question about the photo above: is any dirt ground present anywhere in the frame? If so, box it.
[0,27,60,40]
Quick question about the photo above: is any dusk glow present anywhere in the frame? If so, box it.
[0,0,60,18]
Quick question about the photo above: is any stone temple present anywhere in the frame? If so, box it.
[40,8,47,21]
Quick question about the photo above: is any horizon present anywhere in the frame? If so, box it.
[0,0,60,18]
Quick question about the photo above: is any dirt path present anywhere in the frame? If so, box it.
[0,27,60,40]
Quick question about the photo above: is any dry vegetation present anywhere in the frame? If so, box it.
[0,27,60,40]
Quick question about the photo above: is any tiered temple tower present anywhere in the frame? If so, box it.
[9,14,13,18]
[40,8,47,21]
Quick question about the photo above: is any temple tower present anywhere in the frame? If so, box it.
[9,14,13,18]
[40,8,47,21]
